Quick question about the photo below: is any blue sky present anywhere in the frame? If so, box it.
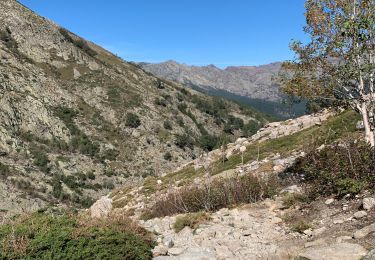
[19,0,308,67]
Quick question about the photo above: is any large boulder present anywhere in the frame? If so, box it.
[298,243,367,260]
[90,196,112,219]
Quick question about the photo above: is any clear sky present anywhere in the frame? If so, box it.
[19,0,308,68]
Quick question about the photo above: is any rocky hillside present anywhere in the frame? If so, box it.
[91,109,374,259]
[139,61,305,118]
[0,0,272,218]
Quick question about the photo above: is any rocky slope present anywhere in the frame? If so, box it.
[139,61,282,102]
[139,61,305,118]
[0,0,271,218]
[92,109,374,259]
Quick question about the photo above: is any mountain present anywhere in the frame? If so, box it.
[0,0,272,217]
[139,60,306,119]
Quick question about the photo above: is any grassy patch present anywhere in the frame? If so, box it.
[0,212,154,259]
[173,212,211,233]
[209,110,360,176]
[142,173,278,219]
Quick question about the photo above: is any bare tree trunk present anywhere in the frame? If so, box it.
[360,102,375,147]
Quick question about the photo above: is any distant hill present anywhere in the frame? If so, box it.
[139,60,306,119]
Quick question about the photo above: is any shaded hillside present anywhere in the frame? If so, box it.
[0,0,272,217]
[139,60,305,119]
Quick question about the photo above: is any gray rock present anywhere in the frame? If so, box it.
[353,211,367,219]
[168,247,185,256]
[90,196,112,219]
[298,242,367,260]
[325,198,335,205]
[163,238,174,248]
[153,245,168,257]
[363,249,375,260]
[353,223,375,239]
[281,185,302,194]
[363,198,375,211]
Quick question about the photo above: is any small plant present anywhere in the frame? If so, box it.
[291,220,311,233]
[175,134,194,150]
[163,152,172,161]
[30,146,50,173]
[163,120,173,130]
[0,162,10,179]
[125,113,141,128]
[173,212,211,233]
[281,193,309,208]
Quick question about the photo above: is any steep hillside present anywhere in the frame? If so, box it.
[0,0,272,217]
[139,61,306,118]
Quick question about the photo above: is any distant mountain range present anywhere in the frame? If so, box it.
[139,60,305,119]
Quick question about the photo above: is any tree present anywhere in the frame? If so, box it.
[280,0,375,146]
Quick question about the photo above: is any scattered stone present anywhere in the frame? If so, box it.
[298,242,367,260]
[168,247,185,256]
[281,185,302,194]
[363,197,375,211]
[353,223,375,239]
[312,227,326,237]
[336,236,352,243]
[163,238,174,248]
[304,229,313,236]
[325,198,335,205]
[90,196,112,219]
[153,245,168,257]
[304,238,326,248]
[353,211,367,219]
[333,219,344,224]
[363,249,375,260]
[157,179,162,185]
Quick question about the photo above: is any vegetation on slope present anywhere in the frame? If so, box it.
[0,212,154,260]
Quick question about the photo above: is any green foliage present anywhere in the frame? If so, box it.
[125,113,141,128]
[59,28,97,57]
[287,141,375,198]
[0,162,10,179]
[0,213,153,259]
[163,152,172,161]
[154,98,167,107]
[30,146,50,173]
[54,106,99,157]
[291,220,311,233]
[198,134,220,152]
[241,121,261,137]
[163,120,173,130]
[176,116,184,127]
[173,212,211,233]
[142,173,278,218]
[175,134,194,150]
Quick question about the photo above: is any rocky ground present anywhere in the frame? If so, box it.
[90,109,374,259]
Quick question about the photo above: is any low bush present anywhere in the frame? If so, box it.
[0,162,10,179]
[286,141,375,198]
[198,134,220,152]
[163,120,173,130]
[0,212,154,259]
[175,134,194,150]
[125,113,141,128]
[173,212,211,233]
[163,152,172,161]
[30,146,50,173]
[142,173,278,219]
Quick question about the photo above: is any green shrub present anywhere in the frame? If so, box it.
[30,146,50,173]
[0,162,10,179]
[163,152,172,161]
[176,116,184,127]
[198,134,220,152]
[125,113,141,128]
[59,28,97,57]
[163,120,173,130]
[287,141,375,198]
[142,173,278,218]
[173,212,211,233]
[154,98,167,107]
[0,212,153,259]
[175,134,194,150]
